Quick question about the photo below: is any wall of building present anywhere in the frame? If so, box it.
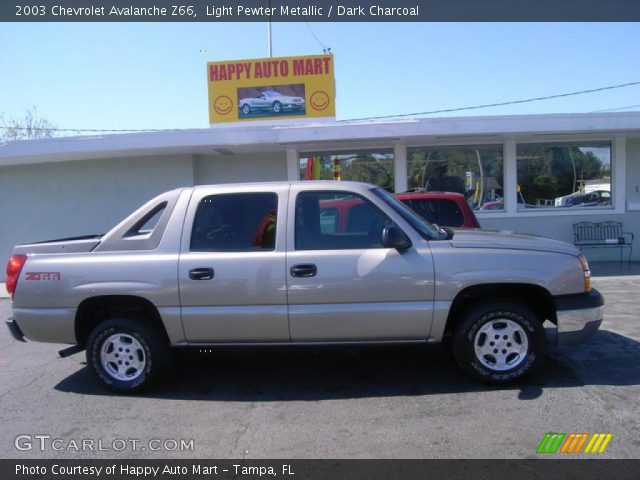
[0,151,290,280]
[627,138,640,209]
[194,152,287,185]
[0,154,195,280]
[479,211,639,262]
[1,133,638,283]
[480,136,640,262]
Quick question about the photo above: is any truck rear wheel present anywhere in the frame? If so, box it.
[86,317,168,393]
[452,301,546,383]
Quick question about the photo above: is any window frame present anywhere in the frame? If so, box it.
[453,137,625,220]
[189,191,279,253]
[294,190,397,251]
[298,149,395,190]
[514,140,614,212]
[406,143,505,212]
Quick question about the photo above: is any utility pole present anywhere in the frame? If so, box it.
[267,0,273,57]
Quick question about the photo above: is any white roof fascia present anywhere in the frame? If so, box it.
[1,112,639,167]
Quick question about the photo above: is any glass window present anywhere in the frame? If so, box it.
[125,202,167,238]
[372,188,440,240]
[406,198,464,227]
[190,193,278,251]
[408,145,504,211]
[295,191,394,250]
[516,142,611,209]
[299,150,395,191]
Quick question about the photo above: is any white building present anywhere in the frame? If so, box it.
[1,112,639,279]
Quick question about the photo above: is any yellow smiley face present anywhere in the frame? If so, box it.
[213,95,233,116]
[310,91,330,111]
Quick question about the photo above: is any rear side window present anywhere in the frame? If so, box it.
[436,199,464,227]
[408,199,464,227]
[190,193,278,251]
[406,199,438,224]
[125,202,167,237]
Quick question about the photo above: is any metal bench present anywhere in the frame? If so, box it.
[573,221,634,262]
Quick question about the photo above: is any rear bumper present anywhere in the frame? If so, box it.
[6,317,26,342]
[554,289,604,345]
[11,307,77,344]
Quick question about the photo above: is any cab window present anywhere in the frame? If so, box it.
[191,193,277,251]
[296,191,393,250]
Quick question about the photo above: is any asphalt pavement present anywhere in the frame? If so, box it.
[1,275,639,459]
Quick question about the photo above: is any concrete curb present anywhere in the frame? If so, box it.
[593,275,640,281]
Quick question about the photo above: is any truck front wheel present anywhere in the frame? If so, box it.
[452,301,546,383]
[86,317,168,393]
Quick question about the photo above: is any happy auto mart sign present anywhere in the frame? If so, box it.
[207,54,336,124]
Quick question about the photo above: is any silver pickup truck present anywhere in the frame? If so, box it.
[5,181,603,392]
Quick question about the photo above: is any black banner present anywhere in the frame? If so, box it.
[3,460,640,480]
[2,0,640,22]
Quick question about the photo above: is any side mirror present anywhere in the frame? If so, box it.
[382,225,412,251]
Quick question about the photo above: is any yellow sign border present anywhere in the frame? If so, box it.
[207,54,336,124]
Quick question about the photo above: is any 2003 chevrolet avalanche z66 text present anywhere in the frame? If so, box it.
[5,181,603,392]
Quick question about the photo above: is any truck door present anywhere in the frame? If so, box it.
[286,186,435,342]
[178,186,289,342]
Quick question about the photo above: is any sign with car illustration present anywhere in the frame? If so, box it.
[238,85,306,119]
[207,54,335,124]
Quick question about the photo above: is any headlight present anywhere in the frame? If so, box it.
[578,254,591,292]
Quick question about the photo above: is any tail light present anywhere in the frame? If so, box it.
[6,255,27,299]
[578,254,591,292]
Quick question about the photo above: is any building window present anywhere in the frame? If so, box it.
[516,142,612,209]
[407,145,504,211]
[299,150,394,191]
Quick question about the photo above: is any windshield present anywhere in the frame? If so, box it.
[372,188,441,240]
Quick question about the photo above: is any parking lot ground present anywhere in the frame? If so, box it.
[1,275,639,459]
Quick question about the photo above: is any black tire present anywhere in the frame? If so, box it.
[241,104,250,115]
[272,101,282,113]
[86,317,168,393]
[452,301,546,384]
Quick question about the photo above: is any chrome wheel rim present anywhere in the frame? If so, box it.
[100,333,146,381]
[474,319,529,371]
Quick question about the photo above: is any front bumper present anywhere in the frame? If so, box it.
[6,317,26,342]
[554,289,604,346]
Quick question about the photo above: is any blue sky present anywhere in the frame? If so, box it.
[1,22,639,132]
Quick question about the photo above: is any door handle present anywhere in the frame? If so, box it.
[189,267,214,280]
[290,264,317,277]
